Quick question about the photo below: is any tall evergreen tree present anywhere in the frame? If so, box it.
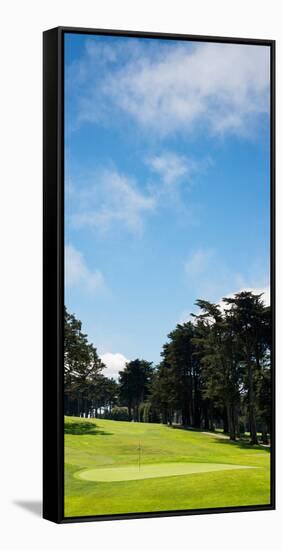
[64,307,105,416]
[223,291,269,444]
[193,300,241,440]
[119,359,154,421]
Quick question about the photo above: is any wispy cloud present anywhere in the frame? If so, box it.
[146,151,211,188]
[147,152,193,185]
[71,40,270,138]
[100,352,129,379]
[69,156,208,237]
[107,42,269,137]
[65,244,105,294]
[72,168,155,235]
[180,247,270,322]
[185,248,215,277]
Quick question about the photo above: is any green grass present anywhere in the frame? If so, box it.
[76,462,255,482]
[64,416,271,517]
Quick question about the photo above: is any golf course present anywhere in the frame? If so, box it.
[64,416,271,517]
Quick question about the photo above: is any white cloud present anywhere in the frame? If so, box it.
[112,44,269,134]
[179,284,270,326]
[99,42,269,137]
[146,152,203,186]
[185,248,215,277]
[100,352,129,379]
[253,285,270,306]
[85,40,118,64]
[68,152,211,237]
[218,285,270,312]
[72,168,155,235]
[65,244,105,294]
[147,152,191,185]
[184,250,270,306]
[180,248,270,323]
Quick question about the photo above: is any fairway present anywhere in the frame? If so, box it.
[76,462,255,482]
[64,416,271,517]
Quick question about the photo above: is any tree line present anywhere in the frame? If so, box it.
[64,291,271,444]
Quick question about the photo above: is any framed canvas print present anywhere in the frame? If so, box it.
[43,26,275,523]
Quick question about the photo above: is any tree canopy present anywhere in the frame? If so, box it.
[64,290,272,444]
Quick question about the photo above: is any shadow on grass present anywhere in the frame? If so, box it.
[64,420,112,436]
[213,438,271,452]
[170,425,271,450]
[171,425,207,433]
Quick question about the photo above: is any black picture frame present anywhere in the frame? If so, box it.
[43,26,276,524]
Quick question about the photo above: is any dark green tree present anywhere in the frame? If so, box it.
[149,361,180,424]
[192,300,242,440]
[64,307,105,416]
[119,359,154,421]
[223,292,268,444]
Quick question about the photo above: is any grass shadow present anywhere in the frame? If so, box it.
[170,425,271,451]
[170,425,225,435]
[64,420,112,436]
[213,438,271,453]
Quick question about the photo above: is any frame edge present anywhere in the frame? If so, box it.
[43,26,64,524]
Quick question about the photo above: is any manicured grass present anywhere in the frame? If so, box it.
[64,416,271,517]
[76,462,255,482]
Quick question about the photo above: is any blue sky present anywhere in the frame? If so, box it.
[64,33,270,378]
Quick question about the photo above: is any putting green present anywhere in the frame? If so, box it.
[76,462,255,483]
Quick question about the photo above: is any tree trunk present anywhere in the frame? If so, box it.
[193,374,201,428]
[223,406,229,434]
[261,424,268,445]
[193,405,201,429]
[234,407,240,439]
[135,406,138,422]
[182,407,190,426]
[247,360,258,444]
[203,404,209,430]
[227,403,236,441]
[189,374,193,426]
[168,409,173,426]
[209,404,215,432]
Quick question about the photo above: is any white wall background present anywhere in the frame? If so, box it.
[0,1,280,548]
